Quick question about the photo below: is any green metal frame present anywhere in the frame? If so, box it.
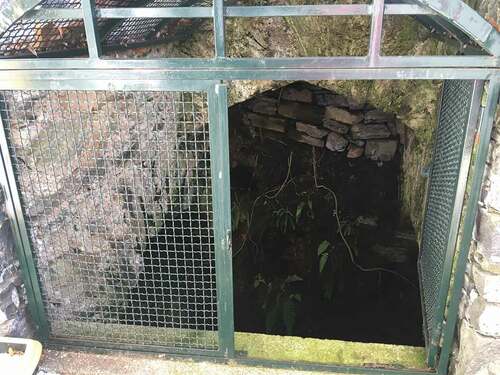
[0,0,498,373]
[0,79,236,359]
[208,83,235,358]
[0,0,499,78]
[436,79,500,375]
[419,79,483,367]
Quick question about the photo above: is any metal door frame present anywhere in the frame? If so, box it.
[418,79,484,367]
[0,75,498,374]
[0,79,235,358]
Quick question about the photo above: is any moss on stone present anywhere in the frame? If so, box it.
[235,332,427,369]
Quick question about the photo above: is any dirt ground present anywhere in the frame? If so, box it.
[37,349,336,375]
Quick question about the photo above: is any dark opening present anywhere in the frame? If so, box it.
[229,82,424,346]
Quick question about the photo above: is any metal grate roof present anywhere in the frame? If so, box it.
[0,0,205,58]
[0,0,497,65]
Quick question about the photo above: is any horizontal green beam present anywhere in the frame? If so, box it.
[0,68,495,86]
[0,77,216,91]
[0,55,497,69]
[23,4,435,21]
[225,4,435,17]
[97,7,211,19]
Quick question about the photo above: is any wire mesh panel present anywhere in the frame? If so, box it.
[0,0,208,58]
[418,80,476,364]
[0,89,221,352]
[0,19,89,57]
[100,0,207,49]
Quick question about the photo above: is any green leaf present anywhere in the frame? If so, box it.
[253,273,265,288]
[283,299,296,335]
[319,253,328,274]
[296,201,305,223]
[308,199,314,219]
[317,240,330,255]
[285,275,303,283]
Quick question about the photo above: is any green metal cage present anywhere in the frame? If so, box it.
[0,0,498,374]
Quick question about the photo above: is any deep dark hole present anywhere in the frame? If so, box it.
[229,84,424,346]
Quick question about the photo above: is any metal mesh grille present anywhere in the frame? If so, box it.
[39,0,139,7]
[0,90,219,351]
[0,0,207,58]
[0,19,89,57]
[419,80,474,347]
[101,0,205,49]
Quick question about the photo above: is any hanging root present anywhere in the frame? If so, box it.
[311,147,418,290]
[233,152,294,258]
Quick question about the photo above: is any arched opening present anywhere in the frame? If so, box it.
[229,81,423,346]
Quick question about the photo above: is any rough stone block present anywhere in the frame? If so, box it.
[325,106,363,125]
[325,132,348,152]
[315,92,349,107]
[278,101,324,125]
[323,119,349,134]
[475,208,500,274]
[296,122,329,139]
[247,97,278,115]
[243,112,288,133]
[466,295,500,337]
[351,123,391,140]
[386,121,397,136]
[281,86,313,103]
[287,130,324,148]
[364,109,395,123]
[347,144,364,159]
[452,320,500,375]
[365,140,398,162]
[347,97,365,111]
[472,265,500,303]
[491,125,500,144]
[484,168,500,213]
[474,242,500,276]
[350,139,366,147]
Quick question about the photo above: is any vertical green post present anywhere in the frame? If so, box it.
[368,0,384,66]
[82,0,101,58]
[213,0,225,58]
[0,112,49,340]
[208,83,234,357]
[437,79,499,375]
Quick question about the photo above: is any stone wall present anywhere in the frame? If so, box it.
[0,193,32,337]
[240,82,402,163]
[451,109,500,375]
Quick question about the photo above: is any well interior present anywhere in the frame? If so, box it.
[229,81,424,346]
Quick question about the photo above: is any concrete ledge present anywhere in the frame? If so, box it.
[38,348,340,375]
[235,332,427,369]
[37,331,427,374]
